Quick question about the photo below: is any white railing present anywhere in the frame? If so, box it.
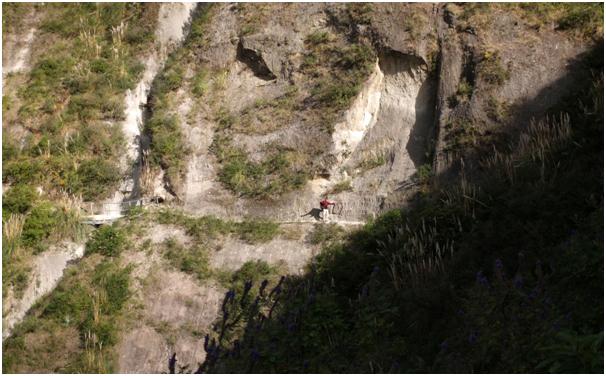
[80,197,162,224]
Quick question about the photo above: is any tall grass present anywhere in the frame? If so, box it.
[3,213,26,257]
[377,218,455,290]
[56,190,86,242]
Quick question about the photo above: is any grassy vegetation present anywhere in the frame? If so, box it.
[448,77,475,108]
[325,179,353,195]
[232,87,300,135]
[356,152,387,173]
[157,208,280,245]
[2,193,86,299]
[1,223,30,298]
[514,3,603,39]
[2,2,34,35]
[485,95,510,122]
[413,163,434,186]
[308,223,346,245]
[337,3,374,27]
[144,5,218,190]
[401,11,428,41]
[3,3,157,201]
[85,225,126,257]
[162,238,211,282]
[181,4,377,198]
[304,41,376,125]
[211,136,309,198]
[477,50,510,86]
[234,3,271,36]
[196,46,604,374]
[208,20,375,197]
[459,3,603,40]
[3,255,133,373]
[222,260,282,293]
[444,118,479,152]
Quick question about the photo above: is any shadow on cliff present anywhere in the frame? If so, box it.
[407,70,437,169]
[164,42,603,374]
[437,43,602,183]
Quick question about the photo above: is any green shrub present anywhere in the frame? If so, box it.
[445,118,479,151]
[3,184,37,217]
[67,158,122,201]
[85,225,126,257]
[214,107,236,130]
[306,31,331,45]
[478,51,510,86]
[345,3,374,25]
[157,66,184,93]
[212,136,308,197]
[456,79,473,99]
[93,261,132,314]
[43,284,91,324]
[308,223,345,245]
[147,113,189,183]
[557,3,603,36]
[235,220,280,244]
[326,180,353,194]
[191,68,210,97]
[21,202,59,251]
[336,44,375,71]
[3,159,43,185]
[485,95,508,122]
[357,153,386,172]
[163,238,211,281]
[228,260,279,292]
[415,163,434,184]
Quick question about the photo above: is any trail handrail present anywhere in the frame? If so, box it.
[80,197,163,222]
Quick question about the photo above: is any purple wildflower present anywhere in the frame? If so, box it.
[307,291,316,305]
[361,285,369,297]
[495,259,503,270]
[528,287,539,300]
[251,349,260,362]
[476,271,489,287]
[468,331,478,345]
[439,340,448,351]
[392,361,401,371]
[513,275,524,289]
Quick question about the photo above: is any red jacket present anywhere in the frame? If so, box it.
[320,199,335,209]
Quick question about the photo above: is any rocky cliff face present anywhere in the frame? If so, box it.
[146,3,440,223]
[2,2,599,373]
[146,2,588,222]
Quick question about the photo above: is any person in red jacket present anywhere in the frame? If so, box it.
[320,197,336,222]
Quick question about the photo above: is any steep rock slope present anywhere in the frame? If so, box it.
[146,3,439,223]
[2,3,601,374]
[2,1,194,342]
